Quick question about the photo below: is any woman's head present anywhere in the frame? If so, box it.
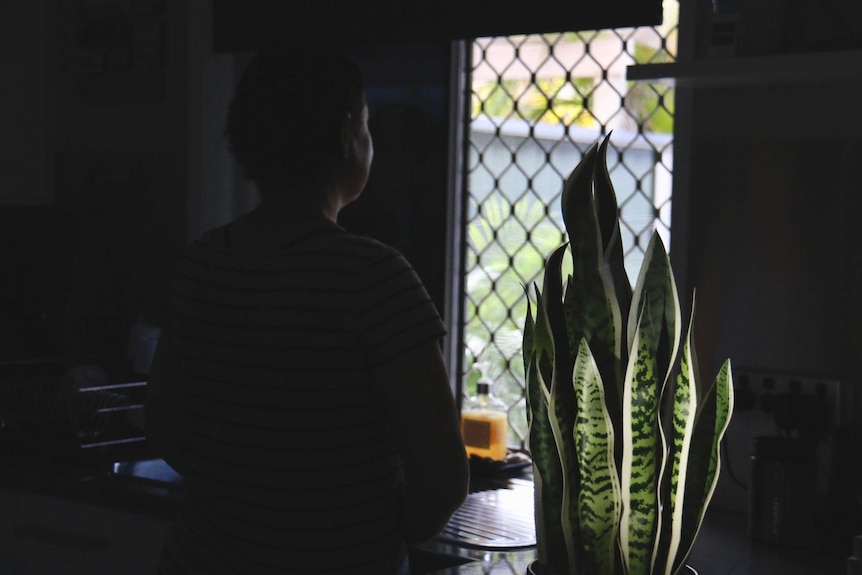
[225,46,371,203]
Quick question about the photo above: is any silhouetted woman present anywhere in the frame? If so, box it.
[146,46,469,575]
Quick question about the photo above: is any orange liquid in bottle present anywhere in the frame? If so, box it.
[461,411,508,461]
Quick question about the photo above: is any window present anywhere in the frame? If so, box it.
[461,1,679,449]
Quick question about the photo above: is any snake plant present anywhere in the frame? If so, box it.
[523,135,733,575]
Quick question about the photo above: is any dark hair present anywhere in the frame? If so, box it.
[225,46,365,192]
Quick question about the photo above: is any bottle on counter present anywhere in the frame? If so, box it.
[461,362,508,461]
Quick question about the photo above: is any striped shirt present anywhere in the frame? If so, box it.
[156,222,447,575]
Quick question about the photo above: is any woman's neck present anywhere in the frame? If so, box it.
[226,194,342,254]
[253,183,342,227]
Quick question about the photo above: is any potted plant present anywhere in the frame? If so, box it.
[522,135,734,575]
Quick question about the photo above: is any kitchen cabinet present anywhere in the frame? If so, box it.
[8,491,170,575]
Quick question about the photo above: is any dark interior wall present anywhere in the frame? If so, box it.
[681,20,862,433]
[0,1,52,205]
[672,0,862,529]
[0,2,57,361]
[54,0,192,366]
[2,0,195,366]
[688,88,862,380]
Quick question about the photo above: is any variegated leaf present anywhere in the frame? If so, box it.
[655,321,699,575]
[548,367,581,575]
[594,135,631,380]
[628,231,681,390]
[667,357,734,575]
[565,260,621,393]
[560,140,626,454]
[523,289,536,375]
[619,309,664,575]
[544,243,573,380]
[572,338,621,575]
[543,244,582,575]
[594,134,620,256]
[527,353,570,574]
[561,142,598,243]
[594,133,632,314]
[705,360,734,502]
[533,284,556,391]
[527,286,572,573]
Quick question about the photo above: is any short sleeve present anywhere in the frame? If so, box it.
[352,246,447,367]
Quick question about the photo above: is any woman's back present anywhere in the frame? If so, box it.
[156,221,446,574]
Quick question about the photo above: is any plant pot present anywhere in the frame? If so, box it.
[526,562,699,575]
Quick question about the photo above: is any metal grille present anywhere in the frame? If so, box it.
[462,2,678,449]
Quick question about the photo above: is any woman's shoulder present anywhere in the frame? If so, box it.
[186,219,341,255]
[173,226,228,261]
[333,229,400,255]
[192,225,229,248]
[178,222,409,272]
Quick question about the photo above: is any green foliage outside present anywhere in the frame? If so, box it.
[471,77,597,126]
[464,192,566,445]
[626,42,675,134]
[471,37,674,134]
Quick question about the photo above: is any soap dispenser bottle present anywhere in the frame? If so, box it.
[461,362,508,461]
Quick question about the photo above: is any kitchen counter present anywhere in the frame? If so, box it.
[0,460,854,575]
[416,507,851,575]
[684,507,849,575]
[0,462,183,520]
[1,459,533,574]
[3,363,853,574]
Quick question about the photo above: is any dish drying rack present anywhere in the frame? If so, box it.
[0,372,151,464]
[74,380,148,453]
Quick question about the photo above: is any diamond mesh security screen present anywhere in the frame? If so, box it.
[462,2,678,449]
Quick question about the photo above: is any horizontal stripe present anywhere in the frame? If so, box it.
[158,225,443,575]
[188,460,402,495]
[200,498,401,537]
[362,265,421,296]
[171,290,353,314]
[187,440,396,473]
[367,336,446,370]
[177,349,368,372]
[177,368,369,392]
[173,268,359,293]
[361,299,441,336]
[199,510,402,547]
[183,427,384,456]
[175,338,362,360]
[182,407,378,433]
[182,388,375,410]
[202,489,402,519]
[204,480,399,513]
